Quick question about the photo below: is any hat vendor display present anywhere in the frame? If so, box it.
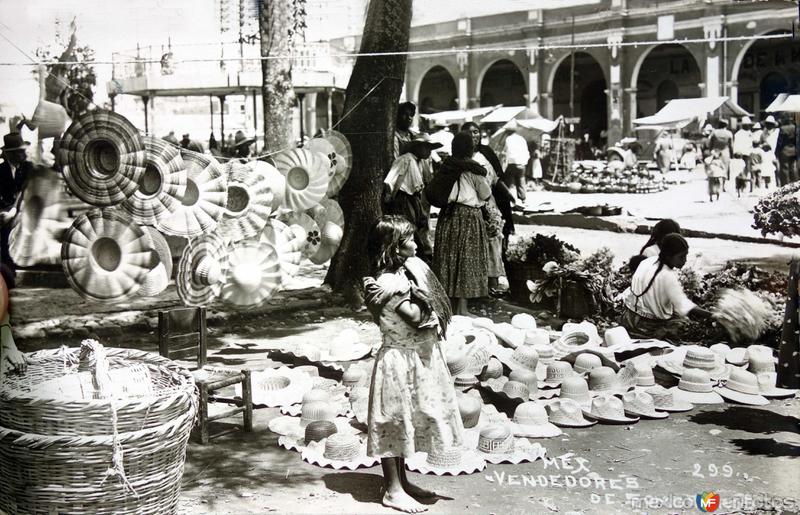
[633,361,656,388]
[268,404,357,437]
[656,345,730,381]
[61,208,154,302]
[713,369,769,406]
[556,375,592,407]
[217,160,275,243]
[278,420,339,452]
[405,446,487,476]
[747,352,797,399]
[470,424,546,465]
[301,433,380,470]
[137,226,173,297]
[272,148,330,212]
[282,386,351,417]
[541,361,574,389]
[510,401,562,438]
[584,394,640,424]
[261,218,303,284]
[621,391,668,419]
[644,385,693,412]
[279,211,322,259]
[175,231,228,306]
[668,369,724,405]
[220,237,283,308]
[572,353,602,375]
[58,110,146,207]
[587,366,624,396]
[306,130,353,198]
[156,151,227,238]
[120,135,187,225]
[8,165,64,266]
[240,366,314,408]
[561,348,620,372]
[553,321,603,357]
[546,399,597,428]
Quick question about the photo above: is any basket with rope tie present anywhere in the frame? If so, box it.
[0,340,197,515]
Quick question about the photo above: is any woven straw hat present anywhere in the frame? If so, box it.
[747,352,797,398]
[306,130,352,198]
[621,391,668,419]
[603,326,632,347]
[279,211,322,259]
[342,367,365,388]
[120,136,187,225]
[489,322,525,349]
[8,165,64,266]
[244,366,314,408]
[633,361,656,387]
[498,344,540,373]
[175,231,228,306]
[511,313,537,331]
[472,317,494,331]
[260,218,303,284]
[560,347,619,371]
[454,373,479,391]
[668,369,724,404]
[709,343,732,360]
[156,151,227,238]
[469,424,546,465]
[713,368,769,406]
[534,344,555,365]
[278,420,339,452]
[555,375,591,407]
[541,361,574,388]
[282,382,351,417]
[553,322,602,357]
[406,447,487,476]
[587,366,623,396]
[61,209,153,302]
[480,376,557,402]
[349,387,370,425]
[58,110,146,206]
[272,148,330,212]
[584,394,640,424]
[546,399,597,428]
[657,345,730,380]
[217,160,274,243]
[268,406,356,437]
[319,328,371,362]
[502,380,530,400]
[447,351,469,377]
[572,353,602,375]
[511,401,562,438]
[458,393,483,429]
[644,385,693,412]
[725,347,749,367]
[138,226,173,297]
[479,357,503,381]
[220,238,282,308]
[509,369,539,394]
[525,328,549,347]
[301,433,379,470]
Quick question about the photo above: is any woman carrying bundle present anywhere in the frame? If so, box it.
[621,233,712,340]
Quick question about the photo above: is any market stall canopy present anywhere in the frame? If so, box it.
[767,94,800,113]
[488,116,562,161]
[481,106,527,124]
[633,97,750,128]
[419,106,500,126]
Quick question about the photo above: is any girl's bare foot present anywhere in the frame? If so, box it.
[383,490,428,513]
[402,480,437,499]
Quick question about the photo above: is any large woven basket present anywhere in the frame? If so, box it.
[0,341,197,514]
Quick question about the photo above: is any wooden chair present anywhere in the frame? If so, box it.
[158,306,253,444]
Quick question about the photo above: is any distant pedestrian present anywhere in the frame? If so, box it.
[704,149,725,202]
[759,142,777,189]
[731,153,748,198]
[501,123,529,205]
[710,119,734,190]
[749,140,764,189]
[776,113,797,185]
[163,130,179,146]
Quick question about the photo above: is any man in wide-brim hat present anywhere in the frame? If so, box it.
[0,133,32,287]
[233,130,256,159]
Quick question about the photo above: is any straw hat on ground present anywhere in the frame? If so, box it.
[602,326,674,362]
[58,110,146,206]
[120,135,187,225]
[278,420,339,452]
[587,366,625,396]
[478,357,503,381]
[487,322,525,349]
[218,160,274,243]
[572,353,602,375]
[282,385,350,417]
[156,151,228,238]
[645,385,693,412]
[175,231,228,306]
[656,345,730,381]
[138,226,173,297]
[545,399,597,428]
[747,352,797,399]
[61,208,153,302]
[713,368,769,406]
[510,401,562,438]
[554,375,592,407]
[553,322,603,357]
[561,348,620,372]
[272,148,330,212]
[301,433,380,470]
[405,447,487,476]
[668,369,724,404]
[8,165,64,266]
[268,406,357,437]
[220,237,283,308]
[621,391,668,419]
[241,366,314,408]
[467,424,547,465]
[584,394,640,424]
[511,313,537,331]
[540,361,574,389]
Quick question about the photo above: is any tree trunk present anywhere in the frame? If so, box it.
[324,0,413,305]
[259,0,295,151]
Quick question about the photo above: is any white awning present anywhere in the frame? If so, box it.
[633,97,750,127]
[480,106,527,123]
[508,116,561,133]
[767,94,800,113]
[419,106,499,126]
[765,94,790,112]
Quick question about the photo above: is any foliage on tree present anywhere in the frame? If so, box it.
[34,19,96,120]
[324,0,414,304]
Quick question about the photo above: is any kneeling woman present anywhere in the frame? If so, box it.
[621,234,712,340]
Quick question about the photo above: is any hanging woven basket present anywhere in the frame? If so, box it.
[271,148,330,212]
[217,160,274,243]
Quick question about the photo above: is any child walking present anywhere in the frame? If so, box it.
[363,215,463,513]
[704,149,725,202]
[731,153,748,198]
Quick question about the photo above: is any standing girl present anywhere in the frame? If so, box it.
[364,216,463,513]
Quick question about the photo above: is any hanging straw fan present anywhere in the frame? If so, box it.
[121,136,187,225]
[261,219,303,283]
[176,231,228,306]
[58,109,146,206]
[319,130,352,198]
[307,199,344,265]
[251,160,285,213]
[61,209,154,302]
[220,238,283,308]
[138,226,173,297]
[9,165,65,266]
[271,148,329,212]
[218,160,274,242]
[279,212,321,258]
[156,151,227,238]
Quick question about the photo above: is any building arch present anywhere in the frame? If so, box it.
[415,65,458,114]
[730,29,791,87]
[632,43,702,118]
[629,42,705,90]
[549,51,608,143]
[733,29,797,116]
[476,58,526,107]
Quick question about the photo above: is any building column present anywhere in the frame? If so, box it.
[305,92,318,138]
[704,19,723,97]
[624,88,637,135]
[540,92,553,120]
[527,46,540,111]
[457,51,470,110]
[327,89,333,130]
[606,32,624,145]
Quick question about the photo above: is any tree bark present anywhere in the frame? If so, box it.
[259,0,295,151]
[324,0,413,305]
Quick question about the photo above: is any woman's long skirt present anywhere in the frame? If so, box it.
[433,204,488,299]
